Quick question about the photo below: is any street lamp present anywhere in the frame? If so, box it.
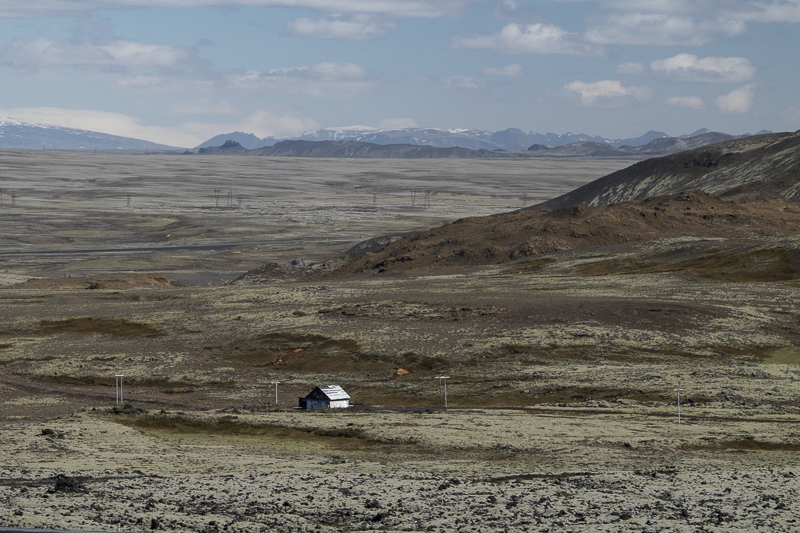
[674,388,684,424]
[434,376,450,408]
[115,374,124,405]
[271,381,281,407]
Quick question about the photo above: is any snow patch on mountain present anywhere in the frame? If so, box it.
[0,117,180,150]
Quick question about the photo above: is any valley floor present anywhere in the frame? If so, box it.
[1,153,799,531]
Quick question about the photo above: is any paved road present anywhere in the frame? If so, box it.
[0,238,362,256]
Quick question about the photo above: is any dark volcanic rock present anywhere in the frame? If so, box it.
[50,474,87,493]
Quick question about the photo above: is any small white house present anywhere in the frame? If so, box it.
[299,385,351,409]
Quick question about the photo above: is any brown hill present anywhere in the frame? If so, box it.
[534,131,800,209]
[330,191,800,276]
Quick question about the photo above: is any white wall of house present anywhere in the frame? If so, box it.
[329,400,349,408]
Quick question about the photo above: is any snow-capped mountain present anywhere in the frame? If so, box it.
[0,117,768,154]
[0,118,180,151]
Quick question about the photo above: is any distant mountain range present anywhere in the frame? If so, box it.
[0,116,774,155]
[196,127,772,152]
[0,118,179,151]
[195,131,756,159]
[198,139,507,158]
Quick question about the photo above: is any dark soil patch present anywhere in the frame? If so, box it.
[501,298,723,332]
[9,273,171,290]
[107,413,414,450]
[468,386,670,407]
[38,317,160,337]
[44,375,116,387]
[576,249,800,282]
[349,381,680,409]
[40,375,199,392]
[222,332,392,372]
[684,438,800,452]
[507,257,557,274]
[49,474,87,494]
[112,413,316,439]
[400,352,449,371]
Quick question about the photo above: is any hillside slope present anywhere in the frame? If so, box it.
[535,131,800,209]
[330,191,800,276]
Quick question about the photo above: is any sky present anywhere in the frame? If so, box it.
[0,0,799,147]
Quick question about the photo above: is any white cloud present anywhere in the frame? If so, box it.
[1,37,191,68]
[599,0,698,13]
[376,117,418,129]
[453,23,601,56]
[586,14,710,45]
[108,71,224,94]
[233,109,320,139]
[0,106,319,146]
[733,1,800,23]
[651,53,755,83]
[108,61,380,97]
[580,1,800,44]
[616,62,645,74]
[665,96,705,110]
[229,62,379,97]
[714,84,756,114]
[563,79,652,107]
[102,41,190,66]
[482,64,523,77]
[444,75,480,89]
[493,0,546,20]
[110,74,191,93]
[172,98,239,115]
[0,0,470,18]
[286,15,396,40]
[577,0,800,24]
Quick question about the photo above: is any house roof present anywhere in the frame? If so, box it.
[315,384,350,401]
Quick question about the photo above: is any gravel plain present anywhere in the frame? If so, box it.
[1,403,799,532]
[1,151,799,532]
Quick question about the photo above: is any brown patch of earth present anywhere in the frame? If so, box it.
[6,273,171,290]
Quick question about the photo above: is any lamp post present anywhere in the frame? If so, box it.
[115,374,124,405]
[271,381,280,408]
[434,376,450,408]
[674,388,684,424]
